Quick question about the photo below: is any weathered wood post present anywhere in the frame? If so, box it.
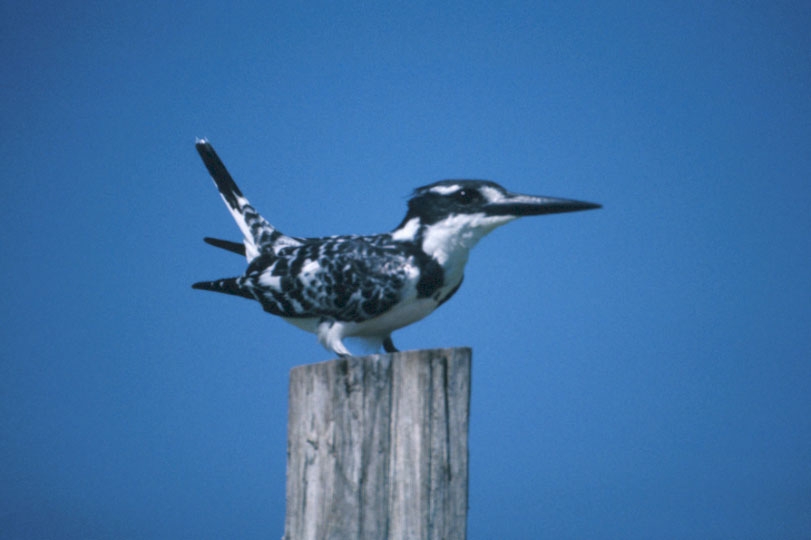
[284,347,471,540]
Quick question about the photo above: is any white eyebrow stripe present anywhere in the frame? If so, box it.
[429,184,462,195]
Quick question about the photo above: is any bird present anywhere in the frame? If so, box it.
[192,139,600,356]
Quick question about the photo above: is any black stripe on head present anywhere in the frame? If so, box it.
[401,180,507,225]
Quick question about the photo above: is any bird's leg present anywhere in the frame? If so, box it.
[318,320,353,357]
[382,336,399,353]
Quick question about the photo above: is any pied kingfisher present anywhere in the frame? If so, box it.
[192,140,600,356]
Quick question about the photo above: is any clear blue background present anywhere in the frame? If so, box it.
[2,2,809,538]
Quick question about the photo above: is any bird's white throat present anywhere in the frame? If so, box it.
[420,213,516,283]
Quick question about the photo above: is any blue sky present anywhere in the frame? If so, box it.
[2,1,809,538]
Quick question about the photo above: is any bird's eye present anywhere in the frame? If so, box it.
[453,189,479,205]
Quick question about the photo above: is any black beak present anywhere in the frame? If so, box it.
[489,192,602,217]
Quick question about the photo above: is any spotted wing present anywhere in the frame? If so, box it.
[244,236,417,322]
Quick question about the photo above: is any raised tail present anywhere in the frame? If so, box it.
[195,139,298,261]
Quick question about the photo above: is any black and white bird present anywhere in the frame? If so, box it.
[192,139,600,356]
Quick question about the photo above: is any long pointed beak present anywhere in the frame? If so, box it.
[489,192,602,217]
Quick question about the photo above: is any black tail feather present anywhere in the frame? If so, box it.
[195,139,243,209]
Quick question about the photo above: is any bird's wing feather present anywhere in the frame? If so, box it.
[244,236,416,322]
[203,237,246,256]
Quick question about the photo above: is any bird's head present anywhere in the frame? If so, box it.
[391,179,600,269]
[406,179,599,222]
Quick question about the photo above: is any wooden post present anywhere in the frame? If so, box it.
[284,347,471,540]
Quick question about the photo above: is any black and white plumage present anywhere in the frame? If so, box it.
[192,139,600,356]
